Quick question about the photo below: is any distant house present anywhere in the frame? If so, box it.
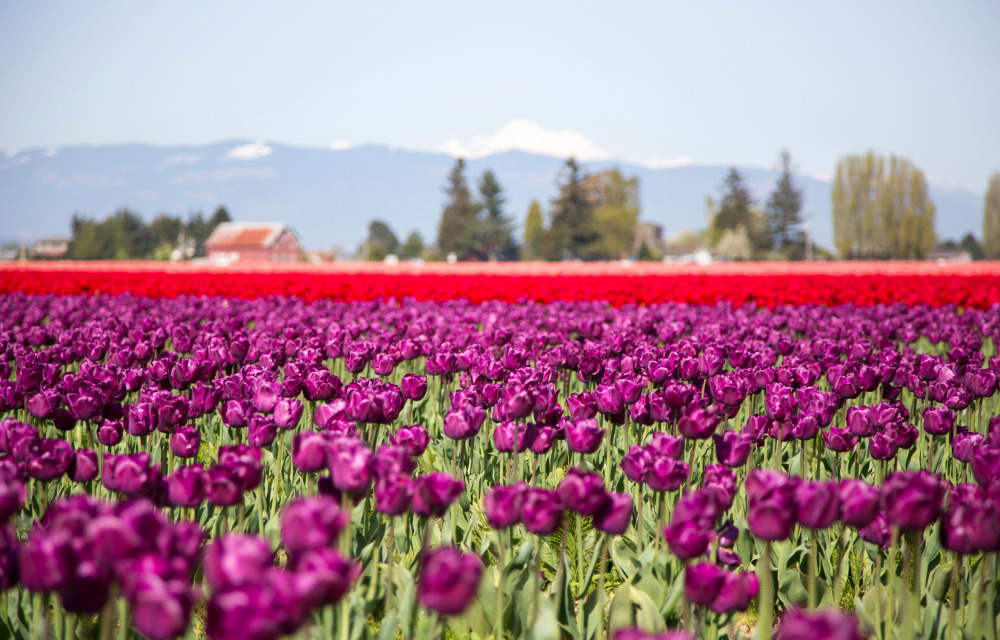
[32,237,71,260]
[204,222,301,263]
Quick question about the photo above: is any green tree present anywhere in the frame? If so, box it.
[983,172,1000,259]
[586,169,640,260]
[364,220,400,261]
[210,205,232,227]
[832,152,935,259]
[713,169,755,236]
[522,200,545,261]
[477,170,515,260]
[400,231,425,260]
[549,158,597,259]
[437,159,483,259]
[150,214,183,255]
[67,214,111,260]
[764,150,804,255]
[960,233,984,260]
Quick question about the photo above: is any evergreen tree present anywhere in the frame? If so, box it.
[960,233,984,260]
[364,220,399,261]
[477,170,515,260]
[400,231,425,260]
[549,158,597,259]
[983,172,1000,259]
[714,168,755,236]
[437,159,483,260]
[832,152,935,259]
[764,150,804,254]
[210,206,232,227]
[522,200,545,261]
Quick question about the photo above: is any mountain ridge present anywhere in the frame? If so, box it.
[0,140,984,253]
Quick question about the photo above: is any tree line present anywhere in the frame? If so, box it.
[67,206,232,260]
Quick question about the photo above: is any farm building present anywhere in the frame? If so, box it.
[204,222,301,263]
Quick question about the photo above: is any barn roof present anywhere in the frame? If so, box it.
[204,223,291,249]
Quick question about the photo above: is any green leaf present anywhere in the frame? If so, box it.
[630,585,666,632]
[531,599,560,640]
[607,583,635,634]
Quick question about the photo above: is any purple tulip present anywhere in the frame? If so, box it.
[526,424,557,453]
[125,402,159,437]
[252,380,280,414]
[845,406,872,437]
[714,430,752,467]
[0,478,26,521]
[127,572,193,640]
[678,408,720,440]
[412,473,465,518]
[643,456,690,492]
[558,468,608,516]
[219,444,263,491]
[417,547,482,616]
[206,465,242,507]
[281,497,349,559]
[400,374,428,401]
[940,484,1000,554]
[565,418,605,454]
[375,476,413,515]
[710,570,759,614]
[492,421,528,453]
[27,438,73,481]
[970,446,1000,488]
[68,448,99,483]
[869,431,898,461]
[881,471,944,531]
[648,432,684,459]
[219,399,250,430]
[19,528,71,592]
[922,406,955,436]
[327,436,373,494]
[274,397,304,429]
[794,480,839,530]
[593,491,632,535]
[390,425,430,457]
[27,389,59,418]
[292,431,329,473]
[838,479,880,528]
[204,534,274,591]
[103,452,157,496]
[859,513,891,547]
[95,419,123,447]
[684,562,726,606]
[443,403,487,440]
[521,487,564,535]
[774,608,864,640]
[0,524,19,590]
[166,465,207,507]
[170,425,201,459]
[822,426,856,453]
[483,483,526,529]
[295,547,360,606]
[746,469,797,541]
[248,414,277,448]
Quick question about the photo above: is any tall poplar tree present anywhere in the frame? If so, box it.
[437,159,482,259]
[522,200,545,261]
[832,152,935,259]
[983,172,1000,259]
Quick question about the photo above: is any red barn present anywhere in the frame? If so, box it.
[204,222,301,263]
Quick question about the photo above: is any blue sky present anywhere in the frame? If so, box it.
[1,0,997,192]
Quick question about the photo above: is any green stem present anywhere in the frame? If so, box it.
[757,540,773,640]
[808,528,818,608]
[387,517,396,616]
[596,536,609,640]
[496,528,505,640]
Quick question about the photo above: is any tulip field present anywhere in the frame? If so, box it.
[1,262,999,640]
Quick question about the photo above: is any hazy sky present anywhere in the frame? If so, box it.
[1,0,997,191]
